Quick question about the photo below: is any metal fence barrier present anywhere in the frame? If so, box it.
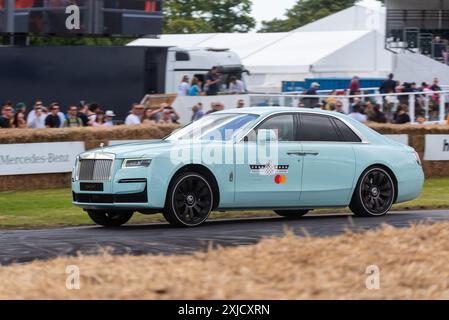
[249,90,449,124]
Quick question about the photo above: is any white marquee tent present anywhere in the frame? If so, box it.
[129,0,449,91]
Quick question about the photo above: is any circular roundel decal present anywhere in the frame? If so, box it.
[274,174,287,184]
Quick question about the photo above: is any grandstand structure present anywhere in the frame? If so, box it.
[386,0,449,58]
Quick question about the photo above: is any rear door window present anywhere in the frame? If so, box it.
[299,114,341,142]
[332,118,362,143]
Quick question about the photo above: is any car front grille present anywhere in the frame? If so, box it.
[78,159,113,181]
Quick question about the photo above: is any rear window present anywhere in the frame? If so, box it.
[333,118,362,143]
[299,114,341,142]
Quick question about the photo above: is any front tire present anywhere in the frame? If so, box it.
[274,209,309,218]
[87,210,134,227]
[163,172,213,227]
[349,167,395,217]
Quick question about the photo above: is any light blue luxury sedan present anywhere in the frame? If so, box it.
[72,107,424,227]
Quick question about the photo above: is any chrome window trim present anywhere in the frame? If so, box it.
[236,110,370,144]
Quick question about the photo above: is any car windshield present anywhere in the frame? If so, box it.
[165,113,259,141]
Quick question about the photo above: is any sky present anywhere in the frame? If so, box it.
[252,0,297,28]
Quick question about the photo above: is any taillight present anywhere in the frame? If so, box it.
[413,151,422,166]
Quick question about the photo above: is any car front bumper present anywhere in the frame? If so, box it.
[71,162,168,210]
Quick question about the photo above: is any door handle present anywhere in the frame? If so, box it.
[287,151,319,156]
[302,151,319,156]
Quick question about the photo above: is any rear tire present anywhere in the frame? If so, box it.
[163,172,213,227]
[349,167,395,217]
[87,210,134,227]
[274,209,309,218]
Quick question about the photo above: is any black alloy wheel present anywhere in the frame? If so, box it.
[350,167,395,217]
[163,173,213,227]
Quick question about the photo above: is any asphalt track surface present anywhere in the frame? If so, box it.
[1,210,448,266]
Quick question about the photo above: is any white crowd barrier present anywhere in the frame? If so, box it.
[248,90,449,124]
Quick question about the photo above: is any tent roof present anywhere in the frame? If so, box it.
[129,30,371,72]
[243,30,371,73]
[129,33,289,59]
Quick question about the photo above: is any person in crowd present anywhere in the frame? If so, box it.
[141,107,159,125]
[236,99,245,108]
[434,36,445,61]
[191,103,204,122]
[91,110,107,127]
[430,77,442,91]
[394,104,411,124]
[419,82,430,91]
[125,103,145,125]
[443,46,449,65]
[178,75,190,96]
[350,97,362,112]
[15,102,27,116]
[430,77,442,105]
[206,102,224,115]
[206,67,221,96]
[88,103,100,123]
[325,90,337,110]
[104,110,116,126]
[11,111,27,128]
[45,103,62,128]
[302,82,320,108]
[27,100,45,127]
[188,77,201,96]
[349,76,360,96]
[0,104,13,128]
[368,104,387,123]
[379,73,397,94]
[162,104,180,124]
[229,76,245,94]
[348,104,367,123]
[394,80,402,93]
[64,105,83,128]
[364,101,376,119]
[158,108,175,125]
[28,105,47,129]
[78,102,91,126]
[334,100,345,114]
[396,82,411,105]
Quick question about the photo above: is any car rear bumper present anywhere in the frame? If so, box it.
[396,167,425,203]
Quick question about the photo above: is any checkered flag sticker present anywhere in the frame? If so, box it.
[264,162,276,176]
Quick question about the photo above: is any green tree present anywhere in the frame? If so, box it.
[163,0,256,34]
[259,0,356,33]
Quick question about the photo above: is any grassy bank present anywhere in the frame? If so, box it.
[1,221,449,299]
[0,177,448,229]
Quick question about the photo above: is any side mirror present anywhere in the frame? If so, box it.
[257,129,278,144]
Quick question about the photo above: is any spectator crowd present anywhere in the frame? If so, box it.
[0,100,186,130]
[177,67,246,97]
[0,100,118,129]
[2,73,447,130]
[300,74,449,125]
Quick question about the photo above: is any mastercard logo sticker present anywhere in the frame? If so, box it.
[274,174,287,184]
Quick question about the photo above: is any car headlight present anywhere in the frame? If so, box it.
[122,158,152,168]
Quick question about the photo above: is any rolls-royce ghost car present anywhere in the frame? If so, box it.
[72,107,424,227]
